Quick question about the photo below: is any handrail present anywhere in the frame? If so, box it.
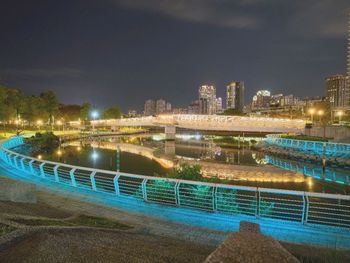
[0,136,350,230]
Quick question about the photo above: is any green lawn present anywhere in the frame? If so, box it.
[0,223,16,236]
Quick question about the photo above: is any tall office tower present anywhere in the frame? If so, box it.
[166,102,172,112]
[325,74,346,109]
[144,99,156,116]
[156,99,166,114]
[347,13,350,108]
[216,97,223,113]
[252,90,271,110]
[226,81,245,111]
[199,85,216,114]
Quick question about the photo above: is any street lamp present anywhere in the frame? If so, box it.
[37,120,43,131]
[90,111,99,133]
[308,108,315,122]
[336,111,344,123]
[317,110,324,122]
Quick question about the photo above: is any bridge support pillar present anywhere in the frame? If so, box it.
[165,125,176,141]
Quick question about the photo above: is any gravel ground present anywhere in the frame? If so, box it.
[0,228,213,263]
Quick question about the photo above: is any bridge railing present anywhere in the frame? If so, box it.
[265,135,350,155]
[0,136,349,230]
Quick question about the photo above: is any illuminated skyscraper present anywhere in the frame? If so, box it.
[199,85,216,114]
[226,81,245,111]
[325,74,346,109]
[144,99,156,116]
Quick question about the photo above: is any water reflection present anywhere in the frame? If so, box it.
[22,134,350,194]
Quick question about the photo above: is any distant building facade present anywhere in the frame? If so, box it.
[226,81,245,111]
[325,74,347,109]
[216,97,223,113]
[188,100,200,114]
[252,90,271,110]
[156,99,166,114]
[144,99,156,116]
[199,85,216,114]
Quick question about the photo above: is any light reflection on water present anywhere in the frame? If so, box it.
[21,134,350,194]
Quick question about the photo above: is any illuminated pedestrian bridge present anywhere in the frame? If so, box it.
[71,114,306,134]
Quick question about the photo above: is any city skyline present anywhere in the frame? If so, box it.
[0,1,349,111]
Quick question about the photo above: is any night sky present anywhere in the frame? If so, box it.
[0,0,349,111]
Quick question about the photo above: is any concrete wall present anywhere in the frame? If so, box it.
[304,126,350,143]
[0,177,36,203]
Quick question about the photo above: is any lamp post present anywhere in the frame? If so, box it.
[37,120,43,132]
[337,111,344,124]
[317,110,324,122]
[91,111,99,133]
[308,108,315,123]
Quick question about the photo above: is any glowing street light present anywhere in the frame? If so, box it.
[308,108,315,122]
[91,110,99,132]
[317,110,324,122]
[336,111,344,123]
[37,119,43,131]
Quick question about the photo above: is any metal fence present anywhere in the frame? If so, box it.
[1,136,350,229]
[265,135,350,155]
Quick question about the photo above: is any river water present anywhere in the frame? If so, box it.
[19,134,350,195]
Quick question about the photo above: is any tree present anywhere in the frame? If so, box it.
[22,96,47,126]
[103,106,122,119]
[222,108,244,116]
[40,91,59,130]
[80,102,92,121]
[59,104,82,121]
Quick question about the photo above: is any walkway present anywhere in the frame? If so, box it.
[1,159,350,249]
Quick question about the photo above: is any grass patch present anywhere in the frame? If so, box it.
[12,215,132,230]
[0,223,16,236]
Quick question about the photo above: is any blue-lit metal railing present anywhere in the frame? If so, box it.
[266,155,350,186]
[1,136,350,229]
[265,135,350,156]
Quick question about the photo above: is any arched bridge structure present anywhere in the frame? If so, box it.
[71,115,306,134]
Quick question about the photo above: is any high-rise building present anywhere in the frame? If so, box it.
[156,99,166,115]
[226,81,245,111]
[166,102,172,112]
[144,99,156,116]
[188,100,200,114]
[252,90,271,110]
[199,85,216,114]
[216,97,223,113]
[325,74,346,109]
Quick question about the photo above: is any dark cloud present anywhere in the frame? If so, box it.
[111,0,262,29]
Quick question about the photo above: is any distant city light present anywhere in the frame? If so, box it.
[91,151,99,160]
[91,111,99,119]
[308,108,315,115]
[77,146,81,152]
[56,120,62,125]
[57,150,62,156]
[36,120,43,125]
[37,155,42,160]
[317,110,324,116]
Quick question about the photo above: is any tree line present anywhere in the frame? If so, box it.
[0,86,122,127]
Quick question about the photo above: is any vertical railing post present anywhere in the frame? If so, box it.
[175,182,180,206]
[13,155,19,169]
[53,165,60,182]
[256,188,260,218]
[70,168,77,187]
[212,186,217,212]
[113,173,120,195]
[29,159,35,175]
[142,178,148,201]
[20,157,26,171]
[39,163,46,178]
[90,171,97,191]
[304,194,309,224]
